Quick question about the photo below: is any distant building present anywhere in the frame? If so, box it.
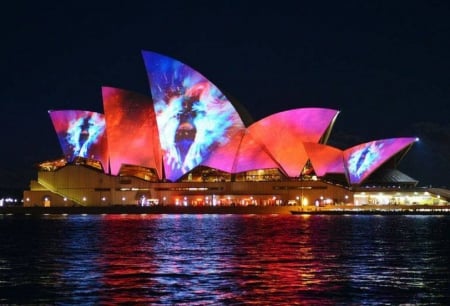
[23,51,448,207]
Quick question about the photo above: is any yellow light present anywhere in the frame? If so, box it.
[302,198,309,206]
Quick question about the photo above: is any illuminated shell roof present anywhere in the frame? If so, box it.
[248,108,339,177]
[48,51,417,185]
[343,137,416,185]
[49,110,108,172]
[142,51,246,181]
[102,87,162,177]
[303,142,345,177]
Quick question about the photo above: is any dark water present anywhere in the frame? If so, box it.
[0,214,449,304]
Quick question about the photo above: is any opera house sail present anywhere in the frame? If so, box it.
[24,50,446,208]
[142,51,246,182]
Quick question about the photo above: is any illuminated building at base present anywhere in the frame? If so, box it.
[23,51,448,207]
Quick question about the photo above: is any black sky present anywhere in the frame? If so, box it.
[1,1,449,190]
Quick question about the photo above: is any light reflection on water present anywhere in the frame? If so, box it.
[0,214,449,304]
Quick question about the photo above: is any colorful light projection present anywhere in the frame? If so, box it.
[248,108,339,177]
[142,51,245,181]
[102,87,162,177]
[201,130,245,173]
[232,131,280,173]
[202,130,280,173]
[49,110,108,172]
[46,51,419,185]
[344,137,416,184]
[303,142,344,176]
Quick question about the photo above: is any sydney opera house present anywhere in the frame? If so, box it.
[23,51,448,208]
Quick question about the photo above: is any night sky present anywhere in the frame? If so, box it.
[1,1,449,191]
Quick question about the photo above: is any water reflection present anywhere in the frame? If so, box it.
[0,214,449,304]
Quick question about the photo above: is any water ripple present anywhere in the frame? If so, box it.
[0,214,449,304]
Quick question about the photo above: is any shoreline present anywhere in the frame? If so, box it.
[1,205,450,215]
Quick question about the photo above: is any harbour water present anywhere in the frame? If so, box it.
[0,213,449,304]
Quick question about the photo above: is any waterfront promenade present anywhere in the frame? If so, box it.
[1,204,450,215]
